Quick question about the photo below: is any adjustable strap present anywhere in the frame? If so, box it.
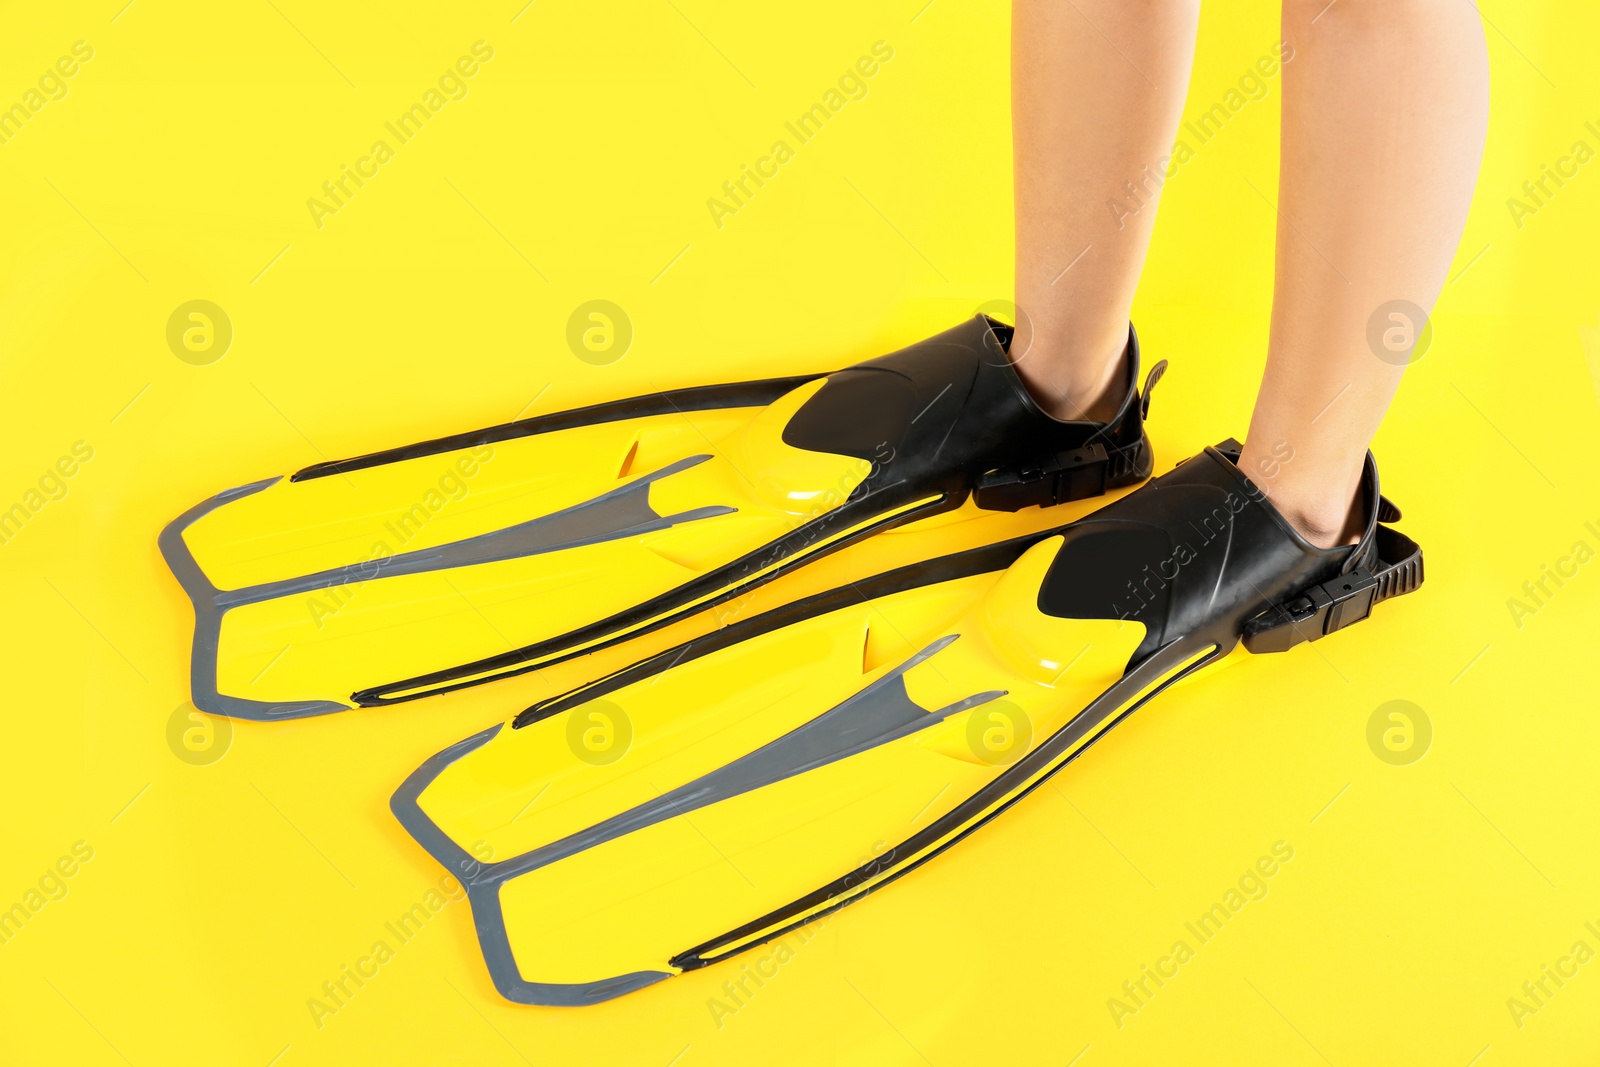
[1139,360,1166,420]
[972,438,1162,511]
[1241,520,1424,654]
[973,359,1167,513]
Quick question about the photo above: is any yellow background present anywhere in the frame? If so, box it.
[3,1,1598,1064]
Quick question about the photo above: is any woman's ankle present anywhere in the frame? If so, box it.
[1237,438,1366,549]
[1275,502,1363,549]
[1011,328,1129,423]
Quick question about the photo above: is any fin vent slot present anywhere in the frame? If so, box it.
[860,616,903,674]
[644,541,712,574]
[617,437,641,479]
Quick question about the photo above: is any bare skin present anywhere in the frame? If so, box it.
[1011,0,1201,424]
[1012,0,1489,547]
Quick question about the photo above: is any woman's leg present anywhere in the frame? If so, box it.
[1011,0,1201,421]
[1238,0,1489,546]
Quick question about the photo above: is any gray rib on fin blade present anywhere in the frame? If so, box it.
[217,453,730,608]
[159,454,732,721]
[389,635,999,1005]
[159,478,349,721]
[485,634,1002,883]
[390,725,674,1006]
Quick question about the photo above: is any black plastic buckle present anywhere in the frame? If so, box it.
[1241,566,1380,654]
[974,443,1110,512]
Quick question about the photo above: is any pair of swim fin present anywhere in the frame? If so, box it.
[161,316,1424,1005]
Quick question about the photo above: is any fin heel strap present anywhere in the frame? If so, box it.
[972,358,1165,513]
[971,436,1151,512]
[1241,521,1424,654]
[1370,525,1424,602]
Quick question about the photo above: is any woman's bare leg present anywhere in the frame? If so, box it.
[1011,0,1201,421]
[1238,0,1489,546]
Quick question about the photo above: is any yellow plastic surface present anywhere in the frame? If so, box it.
[189,379,882,704]
[418,536,1149,987]
[2,2,1598,1064]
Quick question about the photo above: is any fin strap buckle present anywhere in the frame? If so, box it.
[1241,569,1379,654]
[1242,524,1425,654]
[973,443,1111,512]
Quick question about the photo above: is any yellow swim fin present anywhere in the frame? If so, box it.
[161,316,1163,720]
[391,440,1423,1005]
